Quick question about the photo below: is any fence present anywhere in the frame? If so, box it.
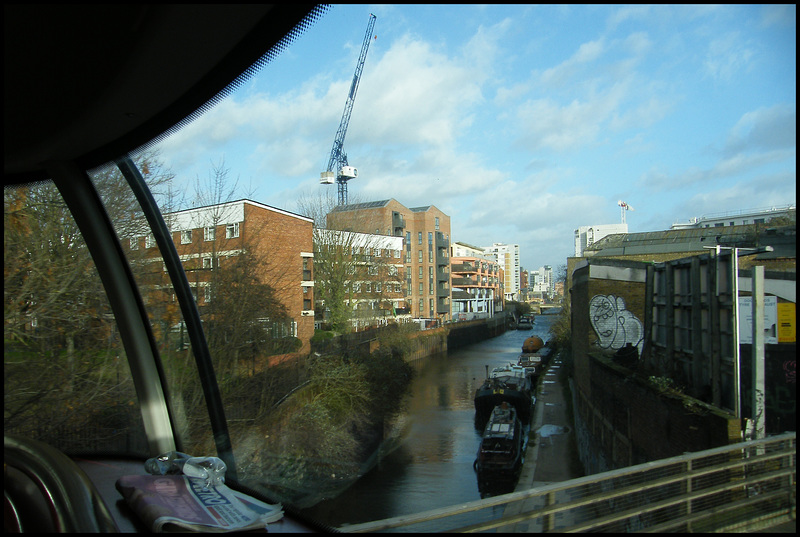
[339,432,796,533]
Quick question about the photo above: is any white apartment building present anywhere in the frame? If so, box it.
[574,224,628,257]
[530,265,554,297]
[483,243,520,301]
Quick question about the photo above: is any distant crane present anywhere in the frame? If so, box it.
[320,13,377,205]
[618,200,634,224]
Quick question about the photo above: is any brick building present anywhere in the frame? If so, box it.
[327,199,452,322]
[132,199,315,355]
[315,228,406,330]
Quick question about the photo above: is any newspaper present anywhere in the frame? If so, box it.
[116,474,283,532]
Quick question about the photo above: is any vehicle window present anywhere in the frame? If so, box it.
[4,179,155,457]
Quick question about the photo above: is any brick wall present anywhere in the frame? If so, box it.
[578,353,740,471]
[244,203,314,354]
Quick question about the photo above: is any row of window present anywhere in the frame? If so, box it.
[130,222,241,249]
[349,282,403,294]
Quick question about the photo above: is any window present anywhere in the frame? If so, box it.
[181,230,192,244]
[204,226,216,241]
[418,231,422,244]
[226,222,240,238]
[145,234,156,248]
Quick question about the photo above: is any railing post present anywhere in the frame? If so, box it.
[543,491,555,531]
[686,459,693,533]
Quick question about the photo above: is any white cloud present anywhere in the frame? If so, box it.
[724,105,797,156]
[703,32,756,81]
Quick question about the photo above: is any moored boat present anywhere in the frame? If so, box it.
[474,402,524,479]
[517,352,543,382]
[474,363,533,426]
[521,334,544,353]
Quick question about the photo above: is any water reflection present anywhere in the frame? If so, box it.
[302,315,557,530]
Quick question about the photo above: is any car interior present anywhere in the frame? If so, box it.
[4,4,333,532]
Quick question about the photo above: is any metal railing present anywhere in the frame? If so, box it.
[339,432,796,533]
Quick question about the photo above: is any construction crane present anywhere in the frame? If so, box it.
[320,13,377,205]
[618,200,634,224]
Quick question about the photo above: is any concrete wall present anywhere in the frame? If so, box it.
[574,352,740,475]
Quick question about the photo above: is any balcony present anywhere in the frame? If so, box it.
[451,262,477,273]
[392,211,405,234]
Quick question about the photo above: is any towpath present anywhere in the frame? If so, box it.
[501,353,582,531]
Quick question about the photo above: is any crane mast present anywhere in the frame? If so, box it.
[320,13,376,205]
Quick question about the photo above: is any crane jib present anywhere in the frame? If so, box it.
[320,14,377,205]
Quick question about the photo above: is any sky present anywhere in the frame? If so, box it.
[154,4,796,273]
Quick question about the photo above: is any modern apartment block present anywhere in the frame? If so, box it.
[529,265,555,298]
[133,199,315,355]
[315,228,406,330]
[483,243,520,301]
[450,242,504,320]
[327,199,452,322]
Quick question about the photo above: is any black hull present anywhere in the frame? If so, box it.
[474,404,525,495]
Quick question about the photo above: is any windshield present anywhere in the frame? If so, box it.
[4,3,795,529]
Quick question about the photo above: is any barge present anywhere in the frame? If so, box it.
[474,402,525,481]
[474,363,534,426]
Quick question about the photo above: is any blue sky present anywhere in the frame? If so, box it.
[154,4,796,272]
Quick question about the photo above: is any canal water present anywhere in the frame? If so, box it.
[303,314,558,531]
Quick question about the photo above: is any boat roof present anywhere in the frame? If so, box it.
[483,406,518,438]
[484,422,515,438]
[491,364,529,378]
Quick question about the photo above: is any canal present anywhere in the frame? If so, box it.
[302,314,558,531]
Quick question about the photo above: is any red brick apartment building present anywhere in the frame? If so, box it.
[327,199,452,322]
[130,199,315,355]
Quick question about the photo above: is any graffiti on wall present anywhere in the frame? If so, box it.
[589,294,644,355]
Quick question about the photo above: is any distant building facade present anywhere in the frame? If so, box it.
[574,223,629,257]
[670,205,796,229]
[327,199,452,322]
[483,243,520,301]
[134,199,315,355]
[450,241,504,320]
[529,265,555,298]
[315,228,406,330]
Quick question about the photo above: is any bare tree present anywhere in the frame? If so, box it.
[3,152,173,439]
[297,193,405,333]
